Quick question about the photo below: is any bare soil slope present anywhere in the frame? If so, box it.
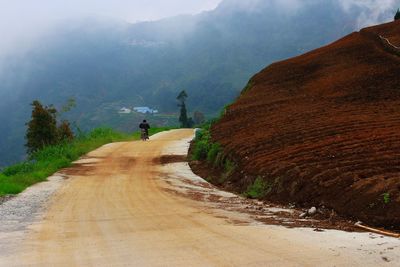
[211,21,400,228]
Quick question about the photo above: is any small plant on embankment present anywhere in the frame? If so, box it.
[0,127,171,196]
[383,192,391,204]
[244,177,271,199]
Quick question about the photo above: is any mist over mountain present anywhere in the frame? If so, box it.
[0,0,398,166]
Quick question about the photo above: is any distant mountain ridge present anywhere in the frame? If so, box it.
[0,0,397,166]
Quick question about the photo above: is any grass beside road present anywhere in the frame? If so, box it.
[0,127,174,196]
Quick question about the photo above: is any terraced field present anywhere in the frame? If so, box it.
[211,21,400,228]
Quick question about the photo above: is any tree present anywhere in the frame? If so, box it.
[58,98,76,141]
[177,90,189,128]
[395,9,400,21]
[58,120,74,142]
[25,100,58,154]
[179,103,189,127]
[177,90,188,105]
[193,111,205,125]
[26,100,75,154]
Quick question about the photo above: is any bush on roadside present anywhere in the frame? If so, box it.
[245,177,270,199]
[191,126,237,184]
[2,162,35,176]
[207,143,221,164]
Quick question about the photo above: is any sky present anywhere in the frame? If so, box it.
[0,0,222,24]
[0,0,222,52]
[339,0,400,28]
[0,0,399,54]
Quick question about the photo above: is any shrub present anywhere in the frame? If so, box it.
[224,159,236,176]
[2,162,35,176]
[383,192,391,204]
[245,177,270,199]
[58,120,74,142]
[0,181,25,195]
[192,140,209,160]
[194,128,204,141]
[192,128,212,161]
[207,143,221,164]
[25,100,58,154]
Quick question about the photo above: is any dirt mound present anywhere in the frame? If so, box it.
[210,21,400,229]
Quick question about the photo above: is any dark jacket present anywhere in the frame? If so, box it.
[139,122,150,130]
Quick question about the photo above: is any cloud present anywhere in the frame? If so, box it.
[0,0,398,56]
[338,0,399,28]
[219,0,398,25]
[0,0,222,55]
[218,0,303,13]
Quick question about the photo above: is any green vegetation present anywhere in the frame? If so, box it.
[192,123,275,198]
[191,125,212,161]
[191,124,237,184]
[240,79,255,95]
[245,177,270,199]
[26,100,75,155]
[177,90,194,128]
[25,101,60,154]
[0,127,170,197]
[206,143,221,165]
[395,9,400,20]
[383,192,391,204]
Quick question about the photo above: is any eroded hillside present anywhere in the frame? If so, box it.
[211,21,400,228]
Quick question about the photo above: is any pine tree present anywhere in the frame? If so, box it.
[25,100,58,154]
[179,103,188,127]
[395,9,400,21]
[177,90,189,127]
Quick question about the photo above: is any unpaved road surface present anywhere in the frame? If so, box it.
[1,129,399,266]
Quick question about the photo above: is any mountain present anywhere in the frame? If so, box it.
[210,20,400,228]
[0,0,397,166]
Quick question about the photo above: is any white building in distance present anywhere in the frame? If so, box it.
[133,107,159,114]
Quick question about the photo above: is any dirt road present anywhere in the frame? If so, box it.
[1,129,399,266]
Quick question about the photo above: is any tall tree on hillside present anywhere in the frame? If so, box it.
[25,100,58,154]
[177,90,189,128]
[395,9,400,20]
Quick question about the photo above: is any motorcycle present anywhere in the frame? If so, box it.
[141,129,149,141]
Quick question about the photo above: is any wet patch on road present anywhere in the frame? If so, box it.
[158,162,360,232]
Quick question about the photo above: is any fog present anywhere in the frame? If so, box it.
[0,0,221,54]
[0,0,398,57]
[222,0,399,26]
[339,0,399,27]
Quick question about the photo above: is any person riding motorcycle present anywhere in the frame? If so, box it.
[139,120,150,140]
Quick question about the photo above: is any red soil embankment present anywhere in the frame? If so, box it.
[211,21,400,228]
